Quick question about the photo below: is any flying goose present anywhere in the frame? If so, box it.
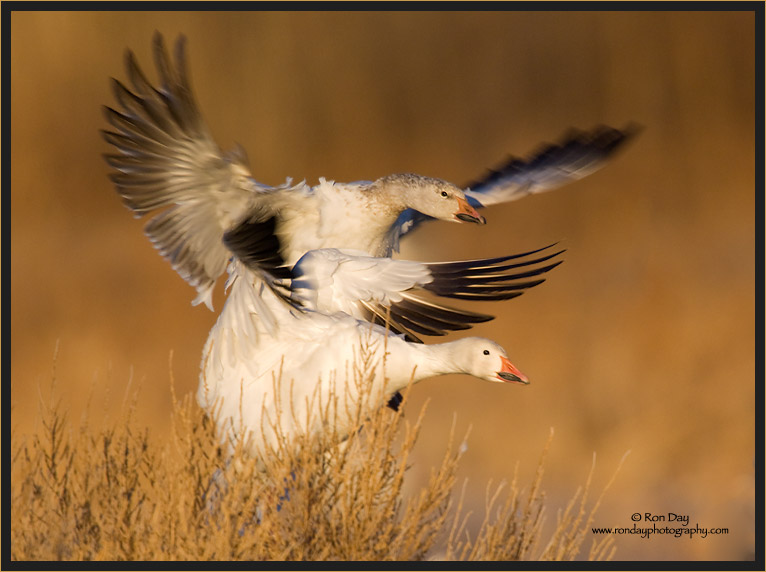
[102,33,635,311]
[198,219,557,459]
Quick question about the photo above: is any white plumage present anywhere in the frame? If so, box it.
[198,256,529,460]
[103,34,633,460]
[103,33,634,311]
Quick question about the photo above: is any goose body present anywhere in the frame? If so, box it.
[198,259,528,459]
[196,224,562,456]
[273,176,482,264]
[103,33,635,311]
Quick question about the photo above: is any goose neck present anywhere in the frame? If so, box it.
[392,341,462,387]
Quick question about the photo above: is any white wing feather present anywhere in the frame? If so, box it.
[291,249,433,315]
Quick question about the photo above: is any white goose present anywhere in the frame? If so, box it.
[103,33,635,311]
[198,219,550,459]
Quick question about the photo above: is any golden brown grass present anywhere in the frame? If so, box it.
[10,349,622,561]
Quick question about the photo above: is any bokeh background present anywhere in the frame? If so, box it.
[10,10,757,561]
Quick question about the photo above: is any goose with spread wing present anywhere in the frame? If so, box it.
[103,33,635,311]
[199,218,560,459]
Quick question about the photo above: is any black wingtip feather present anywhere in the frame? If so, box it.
[424,254,563,298]
[428,249,565,280]
[362,244,564,340]
[425,242,560,273]
[389,308,450,337]
[362,301,424,343]
[425,277,547,298]
[463,124,639,192]
[223,216,292,280]
[442,291,526,302]
[398,295,495,324]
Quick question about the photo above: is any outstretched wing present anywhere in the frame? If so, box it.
[291,244,564,344]
[463,124,639,207]
[388,124,639,249]
[365,244,564,343]
[102,32,276,310]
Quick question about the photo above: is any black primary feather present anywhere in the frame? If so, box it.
[464,124,641,193]
[223,216,293,281]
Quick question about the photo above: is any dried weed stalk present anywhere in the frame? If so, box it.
[10,344,622,561]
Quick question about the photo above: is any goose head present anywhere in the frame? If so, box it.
[375,173,486,225]
[451,337,529,384]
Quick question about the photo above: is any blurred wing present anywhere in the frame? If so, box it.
[102,32,274,310]
[391,124,638,247]
[463,124,639,207]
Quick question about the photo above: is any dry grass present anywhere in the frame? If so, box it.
[10,349,622,562]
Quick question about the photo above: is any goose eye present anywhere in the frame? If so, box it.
[441,191,449,198]
[483,349,490,355]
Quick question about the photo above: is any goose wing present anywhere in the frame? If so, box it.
[103,32,285,310]
[364,244,564,344]
[389,124,638,249]
[463,124,639,207]
[223,213,564,345]
[290,244,564,344]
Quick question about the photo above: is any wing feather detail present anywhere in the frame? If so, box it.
[389,125,638,247]
[464,124,640,207]
[359,244,564,341]
[102,32,271,310]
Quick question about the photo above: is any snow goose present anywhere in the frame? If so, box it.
[198,219,555,459]
[102,33,635,310]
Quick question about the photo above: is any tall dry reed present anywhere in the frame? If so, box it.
[10,346,622,561]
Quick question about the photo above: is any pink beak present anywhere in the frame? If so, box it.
[454,197,486,224]
[497,356,529,385]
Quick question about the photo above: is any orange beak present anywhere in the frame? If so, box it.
[497,356,529,385]
[454,197,486,224]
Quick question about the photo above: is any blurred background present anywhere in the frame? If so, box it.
[10,10,756,561]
